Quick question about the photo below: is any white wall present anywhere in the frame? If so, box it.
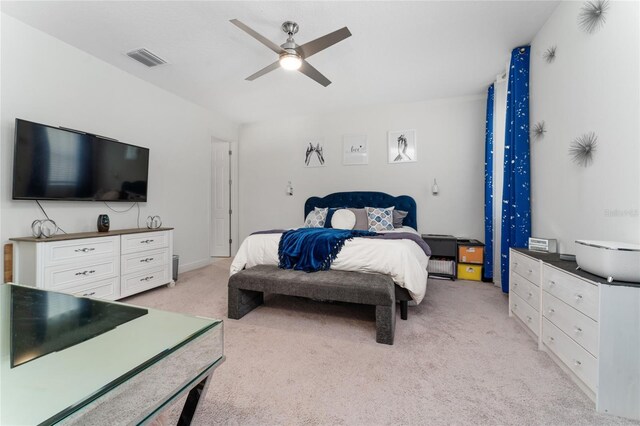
[0,14,239,272]
[530,1,640,253]
[238,95,486,241]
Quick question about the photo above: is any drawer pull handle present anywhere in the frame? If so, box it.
[140,276,154,282]
[575,294,583,301]
[75,270,96,276]
[527,292,533,298]
[513,282,518,287]
[548,336,554,343]
[140,258,154,263]
[75,248,96,253]
[548,280,556,287]
[513,262,518,267]
[547,308,555,315]
[526,316,532,323]
[527,269,533,274]
[574,360,582,367]
[82,292,96,297]
[574,326,583,334]
[140,239,155,244]
[513,303,518,310]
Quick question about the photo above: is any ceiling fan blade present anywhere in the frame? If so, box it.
[230,19,284,54]
[297,27,352,59]
[298,60,331,87]
[246,61,281,81]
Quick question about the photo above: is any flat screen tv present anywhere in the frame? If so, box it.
[12,119,149,202]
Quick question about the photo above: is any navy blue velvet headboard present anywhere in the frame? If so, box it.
[304,191,418,231]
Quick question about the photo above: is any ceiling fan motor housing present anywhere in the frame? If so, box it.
[281,21,299,36]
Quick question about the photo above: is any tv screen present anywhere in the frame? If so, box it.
[12,119,149,202]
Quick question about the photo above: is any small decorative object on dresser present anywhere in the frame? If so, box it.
[97,214,110,232]
[528,237,557,253]
[10,228,174,300]
[509,248,640,421]
[146,215,162,230]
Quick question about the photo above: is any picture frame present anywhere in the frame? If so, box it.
[304,139,326,168]
[342,134,368,165]
[387,129,416,163]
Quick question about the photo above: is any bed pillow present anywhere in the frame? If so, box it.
[304,207,328,228]
[348,208,369,230]
[365,206,395,232]
[393,210,409,228]
[331,209,357,230]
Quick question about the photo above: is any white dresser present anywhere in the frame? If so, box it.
[11,228,174,300]
[509,248,640,421]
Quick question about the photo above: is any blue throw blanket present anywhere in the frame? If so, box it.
[278,228,376,272]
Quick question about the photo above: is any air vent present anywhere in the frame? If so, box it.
[126,48,167,67]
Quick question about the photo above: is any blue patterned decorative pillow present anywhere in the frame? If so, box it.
[365,207,395,232]
[304,207,329,228]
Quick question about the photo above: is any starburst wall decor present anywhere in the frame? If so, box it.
[532,121,547,141]
[569,132,598,167]
[543,46,557,63]
[578,0,610,34]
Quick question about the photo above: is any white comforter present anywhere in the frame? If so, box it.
[230,227,430,304]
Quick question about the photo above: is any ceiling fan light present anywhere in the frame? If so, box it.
[279,54,302,71]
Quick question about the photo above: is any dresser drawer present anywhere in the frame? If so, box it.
[543,291,598,357]
[120,266,170,298]
[511,251,540,285]
[543,265,599,320]
[543,318,597,392]
[43,237,119,266]
[121,231,169,254]
[511,272,540,311]
[511,292,539,336]
[121,248,170,276]
[69,277,119,300]
[44,259,118,291]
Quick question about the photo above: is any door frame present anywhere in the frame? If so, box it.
[210,138,235,258]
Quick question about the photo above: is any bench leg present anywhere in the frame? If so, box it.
[375,303,396,345]
[228,287,264,320]
[400,300,408,320]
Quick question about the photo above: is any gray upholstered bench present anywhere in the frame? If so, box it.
[228,265,397,345]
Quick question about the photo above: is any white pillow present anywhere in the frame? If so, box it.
[304,207,328,228]
[331,209,356,230]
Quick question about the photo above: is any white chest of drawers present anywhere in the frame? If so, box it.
[11,228,174,301]
[509,249,640,421]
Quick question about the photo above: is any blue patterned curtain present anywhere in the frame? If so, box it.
[483,84,494,281]
[500,46,531,293]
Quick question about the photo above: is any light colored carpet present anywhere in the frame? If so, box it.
[124,259,637,425]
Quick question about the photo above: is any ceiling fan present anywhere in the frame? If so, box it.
[230,19,352,87]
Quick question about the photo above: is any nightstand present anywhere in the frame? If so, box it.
[421,234,457,280]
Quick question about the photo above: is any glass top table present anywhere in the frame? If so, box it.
[0,283,224,425]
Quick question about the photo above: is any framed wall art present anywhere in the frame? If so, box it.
[388,129,416,163]
[342,134,368,165]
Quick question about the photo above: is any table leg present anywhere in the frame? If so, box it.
[177,374,212,426]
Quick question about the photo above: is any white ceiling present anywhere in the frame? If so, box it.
[1,1,559,124]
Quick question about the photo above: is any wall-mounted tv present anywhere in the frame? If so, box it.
[12,119,149,202]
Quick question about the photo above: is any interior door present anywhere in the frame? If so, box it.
[211,141,231,257]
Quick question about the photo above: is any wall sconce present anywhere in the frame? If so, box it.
[286,181,294,196]
[431,178,439,195]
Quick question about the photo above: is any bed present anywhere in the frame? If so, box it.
[230,191,430,320]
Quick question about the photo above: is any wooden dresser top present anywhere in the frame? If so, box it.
[10,227,173,243]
